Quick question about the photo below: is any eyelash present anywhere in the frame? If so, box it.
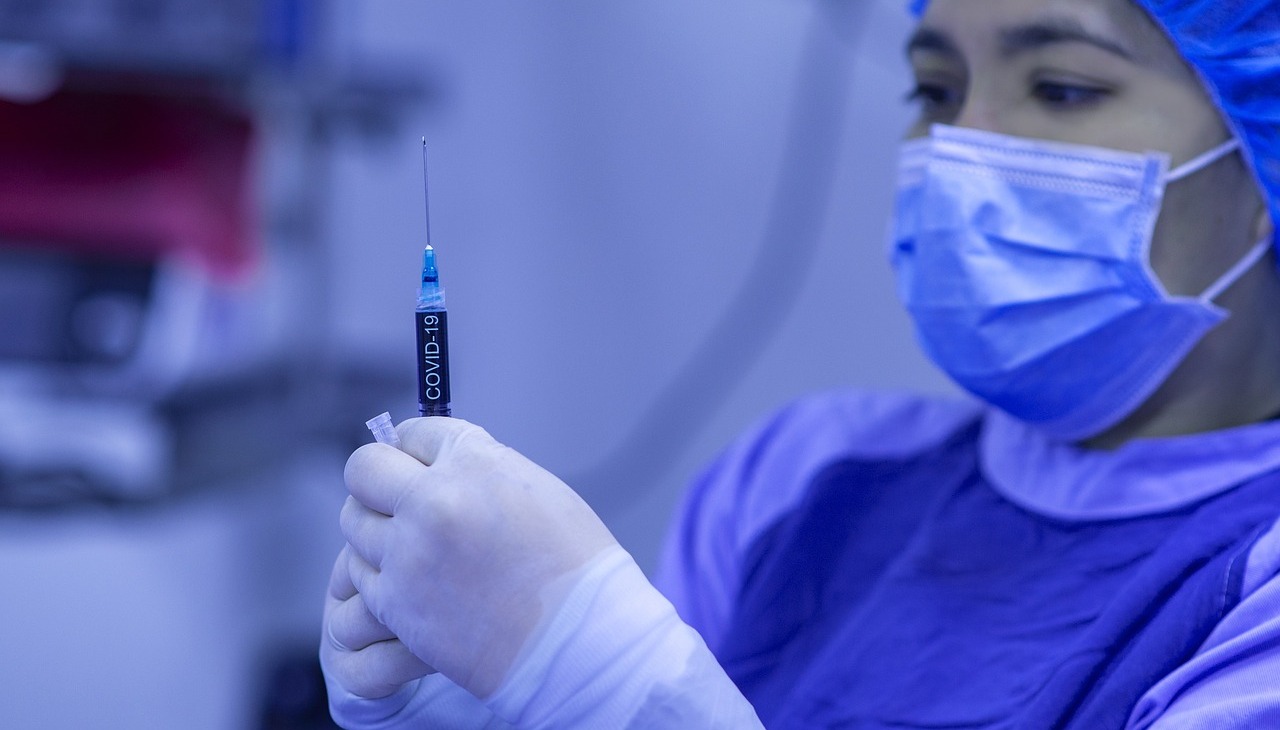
[1031,81,1110,107]
[904,82,960,111]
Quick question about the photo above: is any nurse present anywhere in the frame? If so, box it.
[323,0,1280,727]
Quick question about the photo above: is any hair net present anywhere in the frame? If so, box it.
[908,0,1280,238]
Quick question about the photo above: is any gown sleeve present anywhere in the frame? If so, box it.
[1129,515,1280,729]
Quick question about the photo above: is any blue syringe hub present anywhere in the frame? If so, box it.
[418,245,445,310]
[421,245,439,283]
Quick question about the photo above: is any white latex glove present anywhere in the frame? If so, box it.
[323,552,507,730]
[321,542,435,699]
[323,542,762,730]
[339,416,618,700]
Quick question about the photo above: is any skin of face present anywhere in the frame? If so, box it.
[906,0,1280,447]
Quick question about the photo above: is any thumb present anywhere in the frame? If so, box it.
[397,416,496,467]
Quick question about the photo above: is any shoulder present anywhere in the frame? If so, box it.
[656,389,982,644]
[711,389,983,515]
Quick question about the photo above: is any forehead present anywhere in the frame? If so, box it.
[915,0,1189,76]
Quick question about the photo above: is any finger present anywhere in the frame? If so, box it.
[344,441,432,517]
[328,545,357,602]
[327,593,397,652]
[346,546,381,605]
[340,496,390,568]
[398,416,495,468]
[325,639,435,700]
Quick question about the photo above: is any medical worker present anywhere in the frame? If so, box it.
[322,0,1280,726]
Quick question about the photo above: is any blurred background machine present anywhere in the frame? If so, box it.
[0,0,425,505]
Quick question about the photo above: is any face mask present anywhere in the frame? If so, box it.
[891,124,1269,442]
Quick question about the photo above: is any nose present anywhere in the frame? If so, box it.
[946,74,1014,134]
[950,95,1002,134]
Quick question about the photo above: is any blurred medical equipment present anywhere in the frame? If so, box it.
[0,0,428,507]
[416,145,452,418]
[0,88,263,505]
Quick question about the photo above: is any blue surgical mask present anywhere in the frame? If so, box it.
[891,124,1269,442]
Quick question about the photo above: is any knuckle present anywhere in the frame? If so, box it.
[346,551,371,591]
[423,485,468,528]
[454,421,496,451]
[395,490,467,556]
[361,591,392,630]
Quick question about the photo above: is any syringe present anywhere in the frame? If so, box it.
[416,140,452,417]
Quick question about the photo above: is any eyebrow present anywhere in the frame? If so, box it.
[1000,18,1135,61]
[906,18,1136,62]
[906,27,959,58]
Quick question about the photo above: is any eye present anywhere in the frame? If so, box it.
[905,81,963,119]
[1031,80,1110,107]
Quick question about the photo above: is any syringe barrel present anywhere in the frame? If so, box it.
[416,306,451,417]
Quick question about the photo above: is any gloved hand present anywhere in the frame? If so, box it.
[323,547,511,729]
[321,543,435,700]
[338,416,619,700]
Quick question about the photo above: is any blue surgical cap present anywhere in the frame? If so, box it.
[908,0,1280,235]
